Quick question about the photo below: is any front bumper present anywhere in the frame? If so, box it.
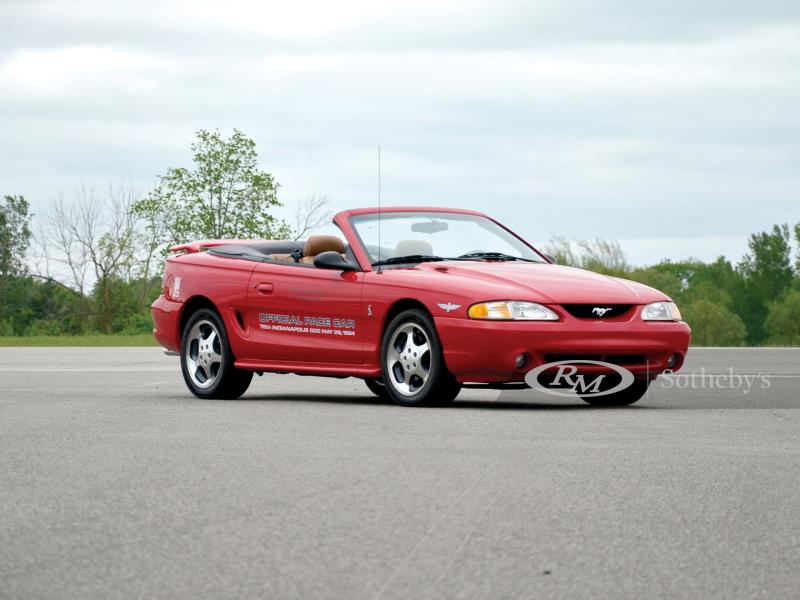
[435,315,691,383]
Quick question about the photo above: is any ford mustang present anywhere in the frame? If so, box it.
[151,207,691,406]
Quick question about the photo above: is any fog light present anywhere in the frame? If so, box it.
[515,353,528,369]
[667,353,679,368]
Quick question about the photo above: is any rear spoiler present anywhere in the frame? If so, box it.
[169,240,267,254]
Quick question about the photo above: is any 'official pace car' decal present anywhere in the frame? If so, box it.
[258,313,356,337]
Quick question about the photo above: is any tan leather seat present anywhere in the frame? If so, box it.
[300,235,346,264]
[395,239,433,257]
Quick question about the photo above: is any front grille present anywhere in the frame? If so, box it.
[606,354,647,365]
[561,304,633,319]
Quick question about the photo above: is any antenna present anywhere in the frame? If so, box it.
[377,145,382,273]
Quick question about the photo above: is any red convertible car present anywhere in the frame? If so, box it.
[152,207,691,406]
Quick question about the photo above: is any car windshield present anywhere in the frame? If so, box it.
[350,211,545,265]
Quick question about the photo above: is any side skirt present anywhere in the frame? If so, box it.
[234,359,381,379]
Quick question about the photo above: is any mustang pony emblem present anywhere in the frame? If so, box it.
[438,302,461,313]
[592,307,612,317]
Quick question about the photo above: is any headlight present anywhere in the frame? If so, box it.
[468,301,559,321]
[641,301,682,321]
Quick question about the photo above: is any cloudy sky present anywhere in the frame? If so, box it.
[1,0,798,265]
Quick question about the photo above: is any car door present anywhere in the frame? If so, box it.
[246,262,364,364]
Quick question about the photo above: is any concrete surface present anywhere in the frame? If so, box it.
[1,347,798,599]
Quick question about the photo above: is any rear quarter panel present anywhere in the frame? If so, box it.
[161,253,256,357]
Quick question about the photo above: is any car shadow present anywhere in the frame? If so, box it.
[204,393,652,411]
[167,391,799,411]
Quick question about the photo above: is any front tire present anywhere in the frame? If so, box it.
[580,379,650,406]
[180,308,253,399]
[364,378,390,400]
[381,309,461,406]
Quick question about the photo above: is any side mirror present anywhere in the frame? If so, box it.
[543,253,557,264]
[313,251,358,272]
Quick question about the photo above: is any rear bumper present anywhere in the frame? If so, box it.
[151,295,182,352]
[435,316,691,383]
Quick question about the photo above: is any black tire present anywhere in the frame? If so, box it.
[180,308,253,399]
[580,379,650,406]
[380,308,461,406]
[364,377,390,400]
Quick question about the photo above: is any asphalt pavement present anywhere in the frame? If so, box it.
[1,347,798,599]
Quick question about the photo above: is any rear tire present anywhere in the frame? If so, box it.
[180,308,253,399]
[580,379,649,406]
[381,309,461,406]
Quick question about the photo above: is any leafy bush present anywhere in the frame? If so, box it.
[24,319,65,337]
[765,290,800,346]
[0,319,14,336]
[682,299,747,347]
[120,313,154,335]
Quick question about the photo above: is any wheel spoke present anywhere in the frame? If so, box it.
[386,322,432,397]
[412,341,429,357]
[411,363,428,380]
[184,318,223,389]
[209,349,222,366]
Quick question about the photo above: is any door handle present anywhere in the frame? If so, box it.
[256,282,274,294]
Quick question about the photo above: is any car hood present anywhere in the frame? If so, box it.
[411,261,670,305]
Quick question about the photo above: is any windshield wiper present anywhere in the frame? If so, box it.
[456,252,539,263]
[371,254,446,267]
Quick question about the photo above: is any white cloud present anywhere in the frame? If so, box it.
[1,46,162,92]
[0,1,798,265]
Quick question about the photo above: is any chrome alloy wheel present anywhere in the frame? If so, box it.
[185,319,222,389]
[386,322,432,396]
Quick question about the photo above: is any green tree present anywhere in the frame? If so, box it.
[795,222,800,274]
[765,290,800,345]
[1,276,87,336]
[0,195,31,278]
[682,257,744,310]
[628,263,686,304]
[0,195,33,330]
[36,186,138,334]
[22,279,87,336]
[134,129,290,246]
[737,224,794,344]
[682,299,747,347]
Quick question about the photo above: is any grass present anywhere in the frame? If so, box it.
[0,334,158,347]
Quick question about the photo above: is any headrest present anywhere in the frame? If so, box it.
[304,234,345,256]
[394,239,433,257]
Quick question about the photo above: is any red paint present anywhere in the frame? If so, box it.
[152,207,691,383]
